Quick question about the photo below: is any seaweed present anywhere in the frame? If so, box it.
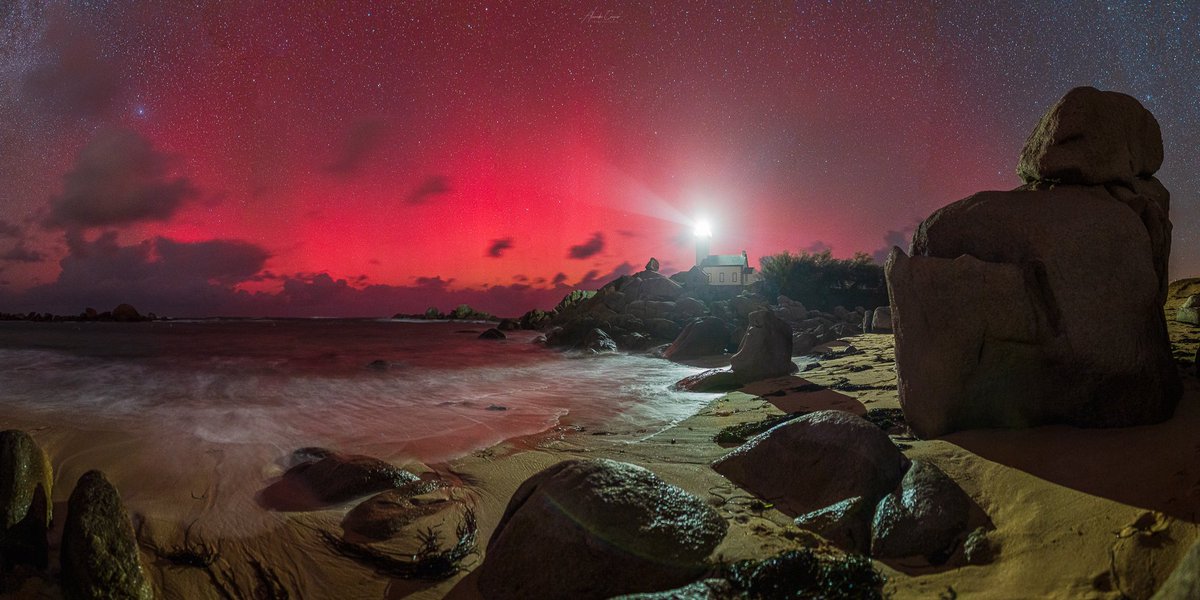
[321,506,478,580]
[139,518,221,569]
[715,549,886,600]
[829,378,893,392]
[713,413,805,445]
[862,408,906,433]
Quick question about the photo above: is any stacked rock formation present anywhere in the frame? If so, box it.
[886,87,1180,438]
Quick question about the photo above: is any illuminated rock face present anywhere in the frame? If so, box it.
[886,88,1180,438]
[477,459,726,600]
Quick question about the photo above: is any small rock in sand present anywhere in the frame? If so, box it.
[0,430,53,570]
[61,471,153,600]
[871,459,971,562]
[260,452,419,510]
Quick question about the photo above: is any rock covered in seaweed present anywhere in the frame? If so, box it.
[477,458,726,599]
[60,470,153,600]
[342,479,462,543]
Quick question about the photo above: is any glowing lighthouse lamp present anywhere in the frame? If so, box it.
[694,217,712,266]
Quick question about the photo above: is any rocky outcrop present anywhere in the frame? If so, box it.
[729,310,796,382]
[518,308,553,330]
[886,87,1180,438]
[111,304,144,322]
[554,290,596,313]
[712,410,909,516]
[259,452,419,510]
[478,328,506,340]
[664,317,732,361]
[477,459,726,599]
[61,471,153,600]
[0,430,53,570]
[646,257,660,272]
[870,460,970,561]
[582,328,618,353]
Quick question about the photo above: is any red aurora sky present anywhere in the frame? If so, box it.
[1,2,1196,316]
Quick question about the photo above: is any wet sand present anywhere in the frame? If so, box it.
[7,331,1200,599]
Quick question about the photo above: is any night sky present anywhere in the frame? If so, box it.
[1,2,1197,317]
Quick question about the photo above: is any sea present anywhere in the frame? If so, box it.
[0,319,720,466]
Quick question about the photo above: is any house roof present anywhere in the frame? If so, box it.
[699,254,748,267]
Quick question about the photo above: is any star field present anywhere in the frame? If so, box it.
[0,1,1197,316]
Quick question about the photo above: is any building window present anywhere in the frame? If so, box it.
[719,272,725,283]
[733,272,739,283]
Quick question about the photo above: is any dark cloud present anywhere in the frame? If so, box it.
[871,226,917,264]
[46,129,199,229]
[616,229,638,238]
[486,237,514,258]
[0,233,641,317]
[0,220,21,238]
[567,232,605,259]
[407,175,451,205]
[551,273,568,285]
[1,243,44,263]
[21,15,120,118]
[513,274,528,282]
[325,118,388,175]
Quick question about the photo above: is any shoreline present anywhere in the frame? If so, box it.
[4,331,1199,598]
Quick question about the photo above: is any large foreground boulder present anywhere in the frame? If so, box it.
[61,471,153,600]
[259,452,419,510]
[0,430,53,570]
[729,310,796,382]
[477,459,726,599]
[1018,86,1171,303]
[888,187,1179,438]
[887,88,1179,438]
[712,410,909,516]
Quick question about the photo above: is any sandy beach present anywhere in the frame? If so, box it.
[3,325,1195,599]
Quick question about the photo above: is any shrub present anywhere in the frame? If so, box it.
[759,250,886,311]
